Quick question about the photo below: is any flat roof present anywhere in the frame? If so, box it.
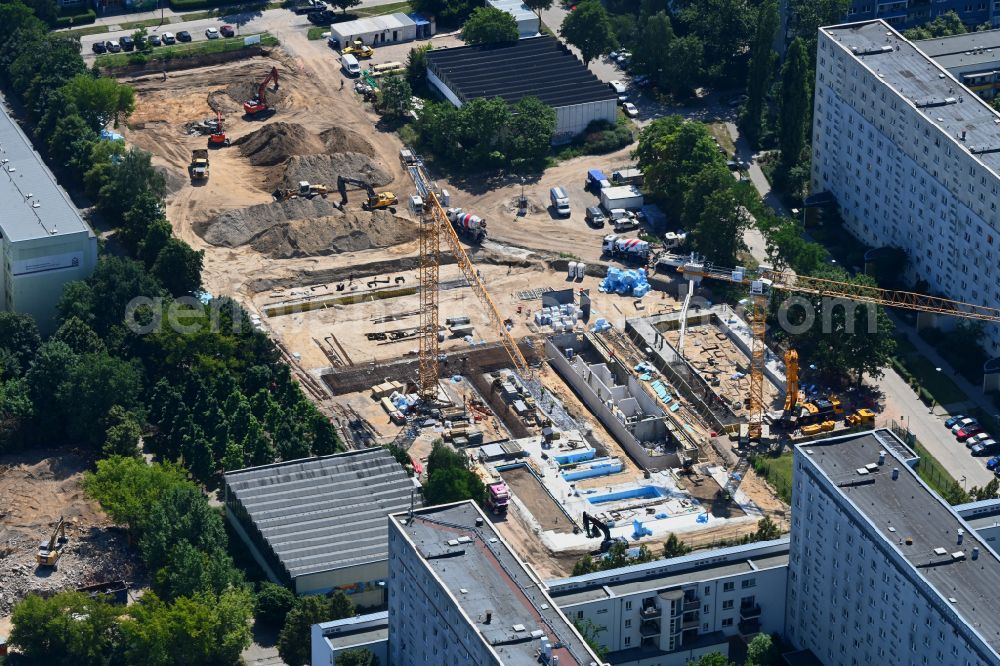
[392,502,601,666]
[546,539,790,606]
[487,0,537,23]
[0,94,93,243]
[427,36,617,109]
[224,448,421,578]
[316,611,390,650]
[914,28,1000,58]
[330,12,414,35]
[797,430,1000,658]
[822,20,1000,174]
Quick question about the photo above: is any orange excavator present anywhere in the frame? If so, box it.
[243,66,279,116]
[208,110,230,147]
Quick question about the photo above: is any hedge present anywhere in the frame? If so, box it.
[55,8,97,27]
[169,0,259,8]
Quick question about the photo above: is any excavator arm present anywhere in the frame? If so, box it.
[337,175,377,206]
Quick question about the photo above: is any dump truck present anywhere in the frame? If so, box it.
[446,207,487,243]
[485,481,510,515]
[602,234,650,261]
[189,149,209,180]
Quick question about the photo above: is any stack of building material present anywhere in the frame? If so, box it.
[599,268,651,297]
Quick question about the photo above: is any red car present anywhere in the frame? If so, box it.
[957,425,985,442]
[220,24,235,37]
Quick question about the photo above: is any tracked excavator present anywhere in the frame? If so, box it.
[243,66,279,116]
[336,175,397,211]
[582,511,628,553]
[36,516,69,568]
[208,110,230,147]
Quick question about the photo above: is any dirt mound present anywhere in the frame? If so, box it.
[235,122,326,166]
[281,153,392,189]
[223,77,289,110]
[196,198,417,258]
[320,126,376,157]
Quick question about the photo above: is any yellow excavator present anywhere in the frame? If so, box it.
[336,175,397,211]
[36,516,69,567]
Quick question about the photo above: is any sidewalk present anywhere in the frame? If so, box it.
[58,6,183,31]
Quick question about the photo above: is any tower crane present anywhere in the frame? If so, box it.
[404,152,530,401]
[673,254,1000,499]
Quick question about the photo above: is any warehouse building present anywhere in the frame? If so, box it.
[0,95,97,334]
[426,36,618,143]
[327,12,434,49]
[223,448,422,606]
[487,0,539,38]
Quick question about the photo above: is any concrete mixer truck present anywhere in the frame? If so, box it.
[446,208,488,243]
[602,234,650,262]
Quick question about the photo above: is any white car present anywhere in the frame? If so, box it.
[205,27,220,39]
[162,32,176,44]
[622,102,639,118]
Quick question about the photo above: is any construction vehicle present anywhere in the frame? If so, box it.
[189,149,209,180]
[337,175,398,211]
[342,44,375,59]
[243,66,279,116]
[781,349,799,420]
[582,511,628,553]
[36,517,69,567]
[273,180,330,201]
[208,110,230,147]
[845,408,876,427]
[602,234,650,261]
[798,397,843,425]
[445,207,487,243]
[484,481,510,515]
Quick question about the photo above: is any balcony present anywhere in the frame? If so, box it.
[740,604,762,620]
[639,619,662,637]
[682,597,699,612]
[739,617,761,635]
[640,605,661,619]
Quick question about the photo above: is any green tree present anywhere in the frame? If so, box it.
[330,0,362,12]
[61,74,136,131]
[52,316,106,355]
[406,43,433,88]
[121,190,166,253]
[255,582,297,626]
[58,352,144,447]
[9,35,85,122]
[633,11,674,88]
[153,541,244,601]
[139,484,228,571]
[457,96,511,168]
[9,591,124,661]
[377,74,413,118]
[572,618,608,659]
[678,0,754,79]
[746,633,778,666]
[691,653,736,666]
[753,515,781,541]
[665,34,704,98]
[0,378,32,445]
[522,0,553,22]
[152,238,204,296]
[572,553,598,575]
[663,532,692,558]
[903,10,967,39]
[691,188,750,266]
[103,406,143,458]
[778,37,811,176]
[560,0,616,65]
[139,218,174,268]
[336,648,381,666]
[790,0,849,40]
[461,6,519,45]
[133,26,151,52]
[48,113,98,175]
[0,311,41,376]
[83,456,193,533]
[423,441,485,505]
[635,116,725,206]
[742,0,778,144]
[97,147,167,224]
[681,163,735,231]
[507,96,557,166]
[278,593,355,666]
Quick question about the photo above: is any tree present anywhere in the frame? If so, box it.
[97,147,166,224]
[255,582,297,626]
[330,0,361,12]
[522,0,552,22]
[151,238,204,296]
[423,441,485,505]
[83,456,193,533]
[139,484,228,571]
[406,43,433,88]
[665,34,704,98]
[746,633,778,666]
[62,74,136,131]
[691,188,751,266]
[778,37,811,176]
[560,0,616,65]
[133,27,151,52]
[57,352,144,447]
[572,553,598,575]
[572,618,608,660]
[278,594,355,666]
[678,0,755,79]
[790,0,849,40]
[461,6,519,45]
[507,96,557,166]
[903,10,967,40]
[52,316,106,355]
[456,96,511,169]
[691,653,736,666]
[48,113,98,175]
[663,533,692,558]
[103,406,143,457]
[0,311,40,376]
[753,515,781,541]
[742,0,778,144]
[121,190,166,253]
[153,541,244,600]
[377,74,413,118]
[633,11,674,88]
[681,163,735,231]
[336,648,381,666]
[635,116,725,206]
[0,378,32,446]
[9,591,124,661]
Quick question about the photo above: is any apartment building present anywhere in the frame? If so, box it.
[842,0,998,30]
[545,540,789,666]
[812,20,1000,353]
[0,96,97,334]
[785,430,1000,665]
[915,29,1000,99]
[387,502,604,666]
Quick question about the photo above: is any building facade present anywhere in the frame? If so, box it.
[785,430,1000,665]
[842,0,999,30]
[0,97,97,334]
[811,20,1000,353]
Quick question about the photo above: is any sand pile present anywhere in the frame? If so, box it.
[320,126,376,157]
[281,153,392,189]
[196,198,417,258]
[235,122,326,166]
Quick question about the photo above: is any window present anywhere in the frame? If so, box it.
[577,611,584,620]
[722,618,734,628]
[625,619,631,628]
[723,582,735,592]
[723,600,734,610]
[742,578,756,589]
[625,601,632,611]
[704,586,711,596]
[624,637,631,646]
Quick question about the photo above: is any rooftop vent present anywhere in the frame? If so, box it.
[878,451,886,465]
[973,547,980,560]
[892,467,899,480]
[934,547,948,556]
[958,529,965,545]
[512,624,526,632]
[865,463,878,473]
[951,551,965,560]
[458,536,473,544]
[856,468,870,475]
[447,539,460,547]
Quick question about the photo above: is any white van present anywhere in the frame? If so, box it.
[550,186,571,217]
[341,53,361,77]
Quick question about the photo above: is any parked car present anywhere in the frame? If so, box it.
[177,30,192,42]
[945,414,967,429]
[728,94,749,108]
[615,50,632,65]
[162,32,176,44]
[986,455,1000,470]
[550,186,571,217]
[307,10,334,24]
[957,425,985,442]
[149,33,162,46]
[221,24,236,37]
[205,27,220,39]
[971,439,1000,456]
[585,206,606,227]
[293,0,326,13]
[621,102,639,118]
[92,41,107,54]
[965,432,991,449]
[119,35,134,51]
[952,417,977,433]
[105,40,121,53]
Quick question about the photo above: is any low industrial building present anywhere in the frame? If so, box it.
[327,12,433,49]
[426,36,618,142]
[487,0,539,38]
[223,448,422,606]
[0,94,97,334]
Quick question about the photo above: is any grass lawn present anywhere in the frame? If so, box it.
[751,452,793,503]
[707,122,735,156]
[307,26,327,40]
[912,441,968,503]
[96,33,277,67]
[354,1,410,16]
[120,16,172,29]
[897,351,968,406]
[61,24,110,37]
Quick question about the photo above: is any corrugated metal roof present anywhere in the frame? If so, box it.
[329,12,415,37]
[224,448,422,578]
[0,94,94,243]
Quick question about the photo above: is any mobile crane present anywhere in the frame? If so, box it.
[336,175,398,211]
[243,66,279,116]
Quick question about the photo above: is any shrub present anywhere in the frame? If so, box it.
[55,8,97,26]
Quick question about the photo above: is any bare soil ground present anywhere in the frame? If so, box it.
[0,450,139,619]
[500,466,576,534]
